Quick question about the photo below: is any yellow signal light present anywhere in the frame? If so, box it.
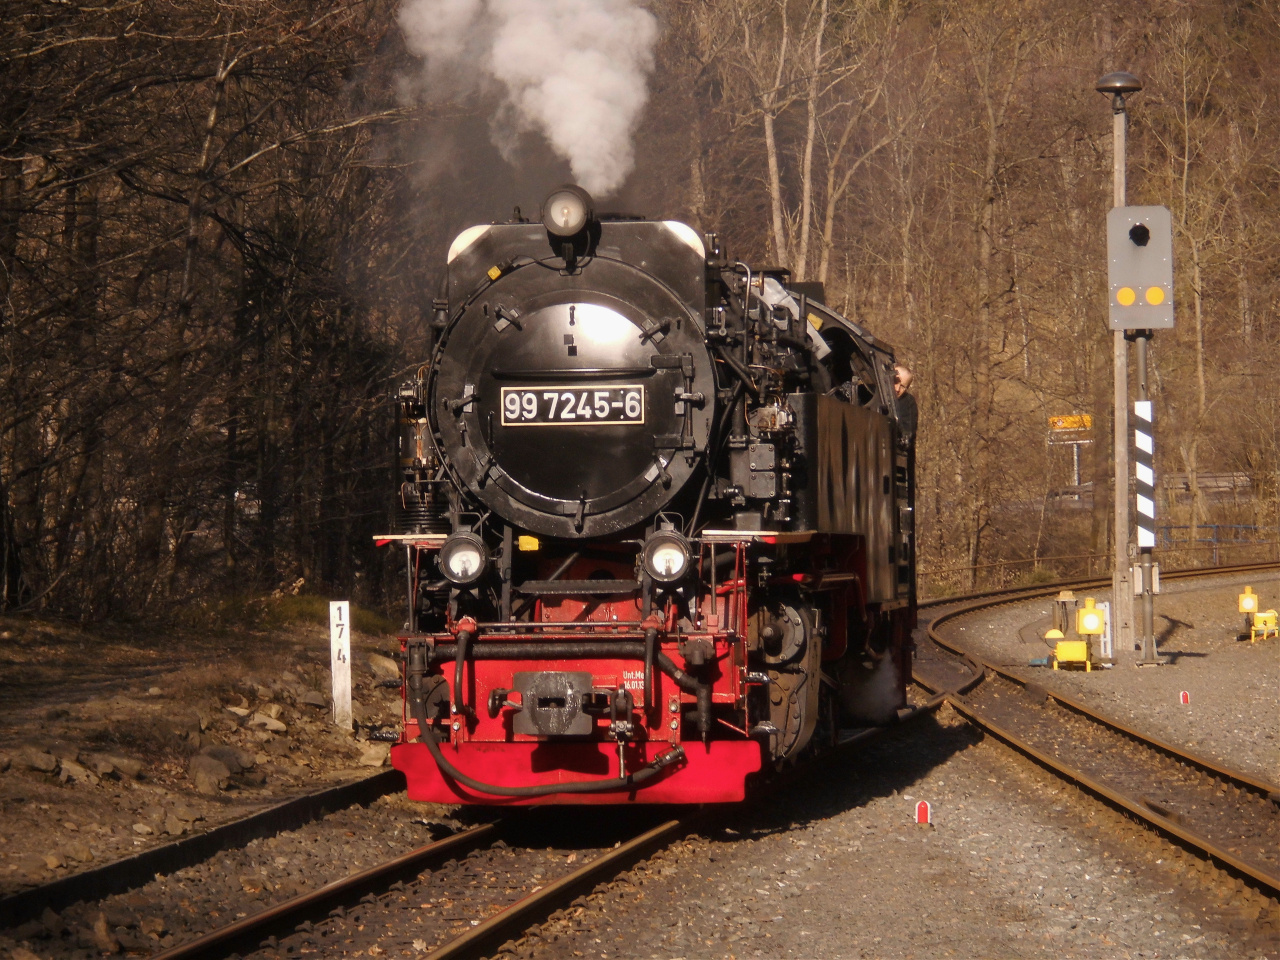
[517,535,540,551]
[1239,586,1259,614]
[1076,597,1105,636]
[1144,286,1166,305]
[1116,287,1137,306]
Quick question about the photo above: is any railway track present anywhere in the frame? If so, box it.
[147,702,950,960]
[5,562,1270,956]
[913,561,1280,901]
[151,811,694,960]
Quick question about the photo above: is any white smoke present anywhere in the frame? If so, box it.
[841,655,902,724]
[398,0,659,197]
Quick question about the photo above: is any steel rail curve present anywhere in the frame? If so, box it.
[917,558,1280,613]
[913,561,1280,899]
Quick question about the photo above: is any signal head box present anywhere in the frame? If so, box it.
[1108,205,1174,330]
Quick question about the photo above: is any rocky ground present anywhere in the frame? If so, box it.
[942,572,1280,784]
[0,596,407,900]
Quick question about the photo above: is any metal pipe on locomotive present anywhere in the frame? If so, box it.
[380,185,916,804]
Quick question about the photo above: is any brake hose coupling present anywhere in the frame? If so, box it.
[653,745,687,770]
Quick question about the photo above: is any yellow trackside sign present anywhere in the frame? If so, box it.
[1049,414,1093,432]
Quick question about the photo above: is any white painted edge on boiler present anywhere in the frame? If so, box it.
[448,224,492,264]
[661,220,706,258]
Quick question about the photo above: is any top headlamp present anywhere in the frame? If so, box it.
[542,184,593,237]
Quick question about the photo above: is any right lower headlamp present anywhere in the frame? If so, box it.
[642,530,691,583]
[438,532,488,586]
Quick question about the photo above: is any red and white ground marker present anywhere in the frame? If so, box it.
[1180,690,1190,705]
[916,800,932,825]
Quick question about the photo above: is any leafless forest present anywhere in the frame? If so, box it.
[2,0,1276,620]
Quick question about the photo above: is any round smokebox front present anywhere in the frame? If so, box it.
[432,260,713,538]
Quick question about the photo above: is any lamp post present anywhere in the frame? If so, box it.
[1097,70,1142,658]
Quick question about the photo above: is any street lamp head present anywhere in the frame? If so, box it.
[1096,71,1142,96]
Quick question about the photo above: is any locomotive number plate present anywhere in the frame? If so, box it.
[500,385,644,427]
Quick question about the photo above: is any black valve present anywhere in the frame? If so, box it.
[487,688,521,718]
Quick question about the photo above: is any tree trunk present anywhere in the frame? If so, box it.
[794,0,827,281]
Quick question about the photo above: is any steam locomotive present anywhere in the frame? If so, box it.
[382,185,915,804]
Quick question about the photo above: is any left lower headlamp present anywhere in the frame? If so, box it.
[438,532,488,586]
[642,531,691,583]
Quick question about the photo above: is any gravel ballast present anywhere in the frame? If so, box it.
[516,711,1277,959]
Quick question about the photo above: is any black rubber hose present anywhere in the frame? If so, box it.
[409,697,685,797]
[643,627,657,714]
[655,651,701,693]
[453,629,471,718]
[407,642,427,710]
[696,682,712,743]
[713,346,760,398]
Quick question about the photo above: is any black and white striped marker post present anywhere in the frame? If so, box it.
[1132,331,1163,665]
[1133,400,1155,549]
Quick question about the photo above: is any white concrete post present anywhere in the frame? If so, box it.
[330,600,352,729]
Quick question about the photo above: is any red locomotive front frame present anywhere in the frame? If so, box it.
[391,543,767,804]
[387,527,913,804]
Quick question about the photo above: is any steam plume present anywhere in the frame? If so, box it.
[399,0,659,197]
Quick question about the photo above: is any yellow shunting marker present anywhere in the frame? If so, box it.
[1236,586,1275,642]
[1046,627,1093,672]
[1076,597,1105,635]
[1252,610,1278,643]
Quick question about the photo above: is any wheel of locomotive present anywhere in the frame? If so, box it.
[429,258,716,538]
